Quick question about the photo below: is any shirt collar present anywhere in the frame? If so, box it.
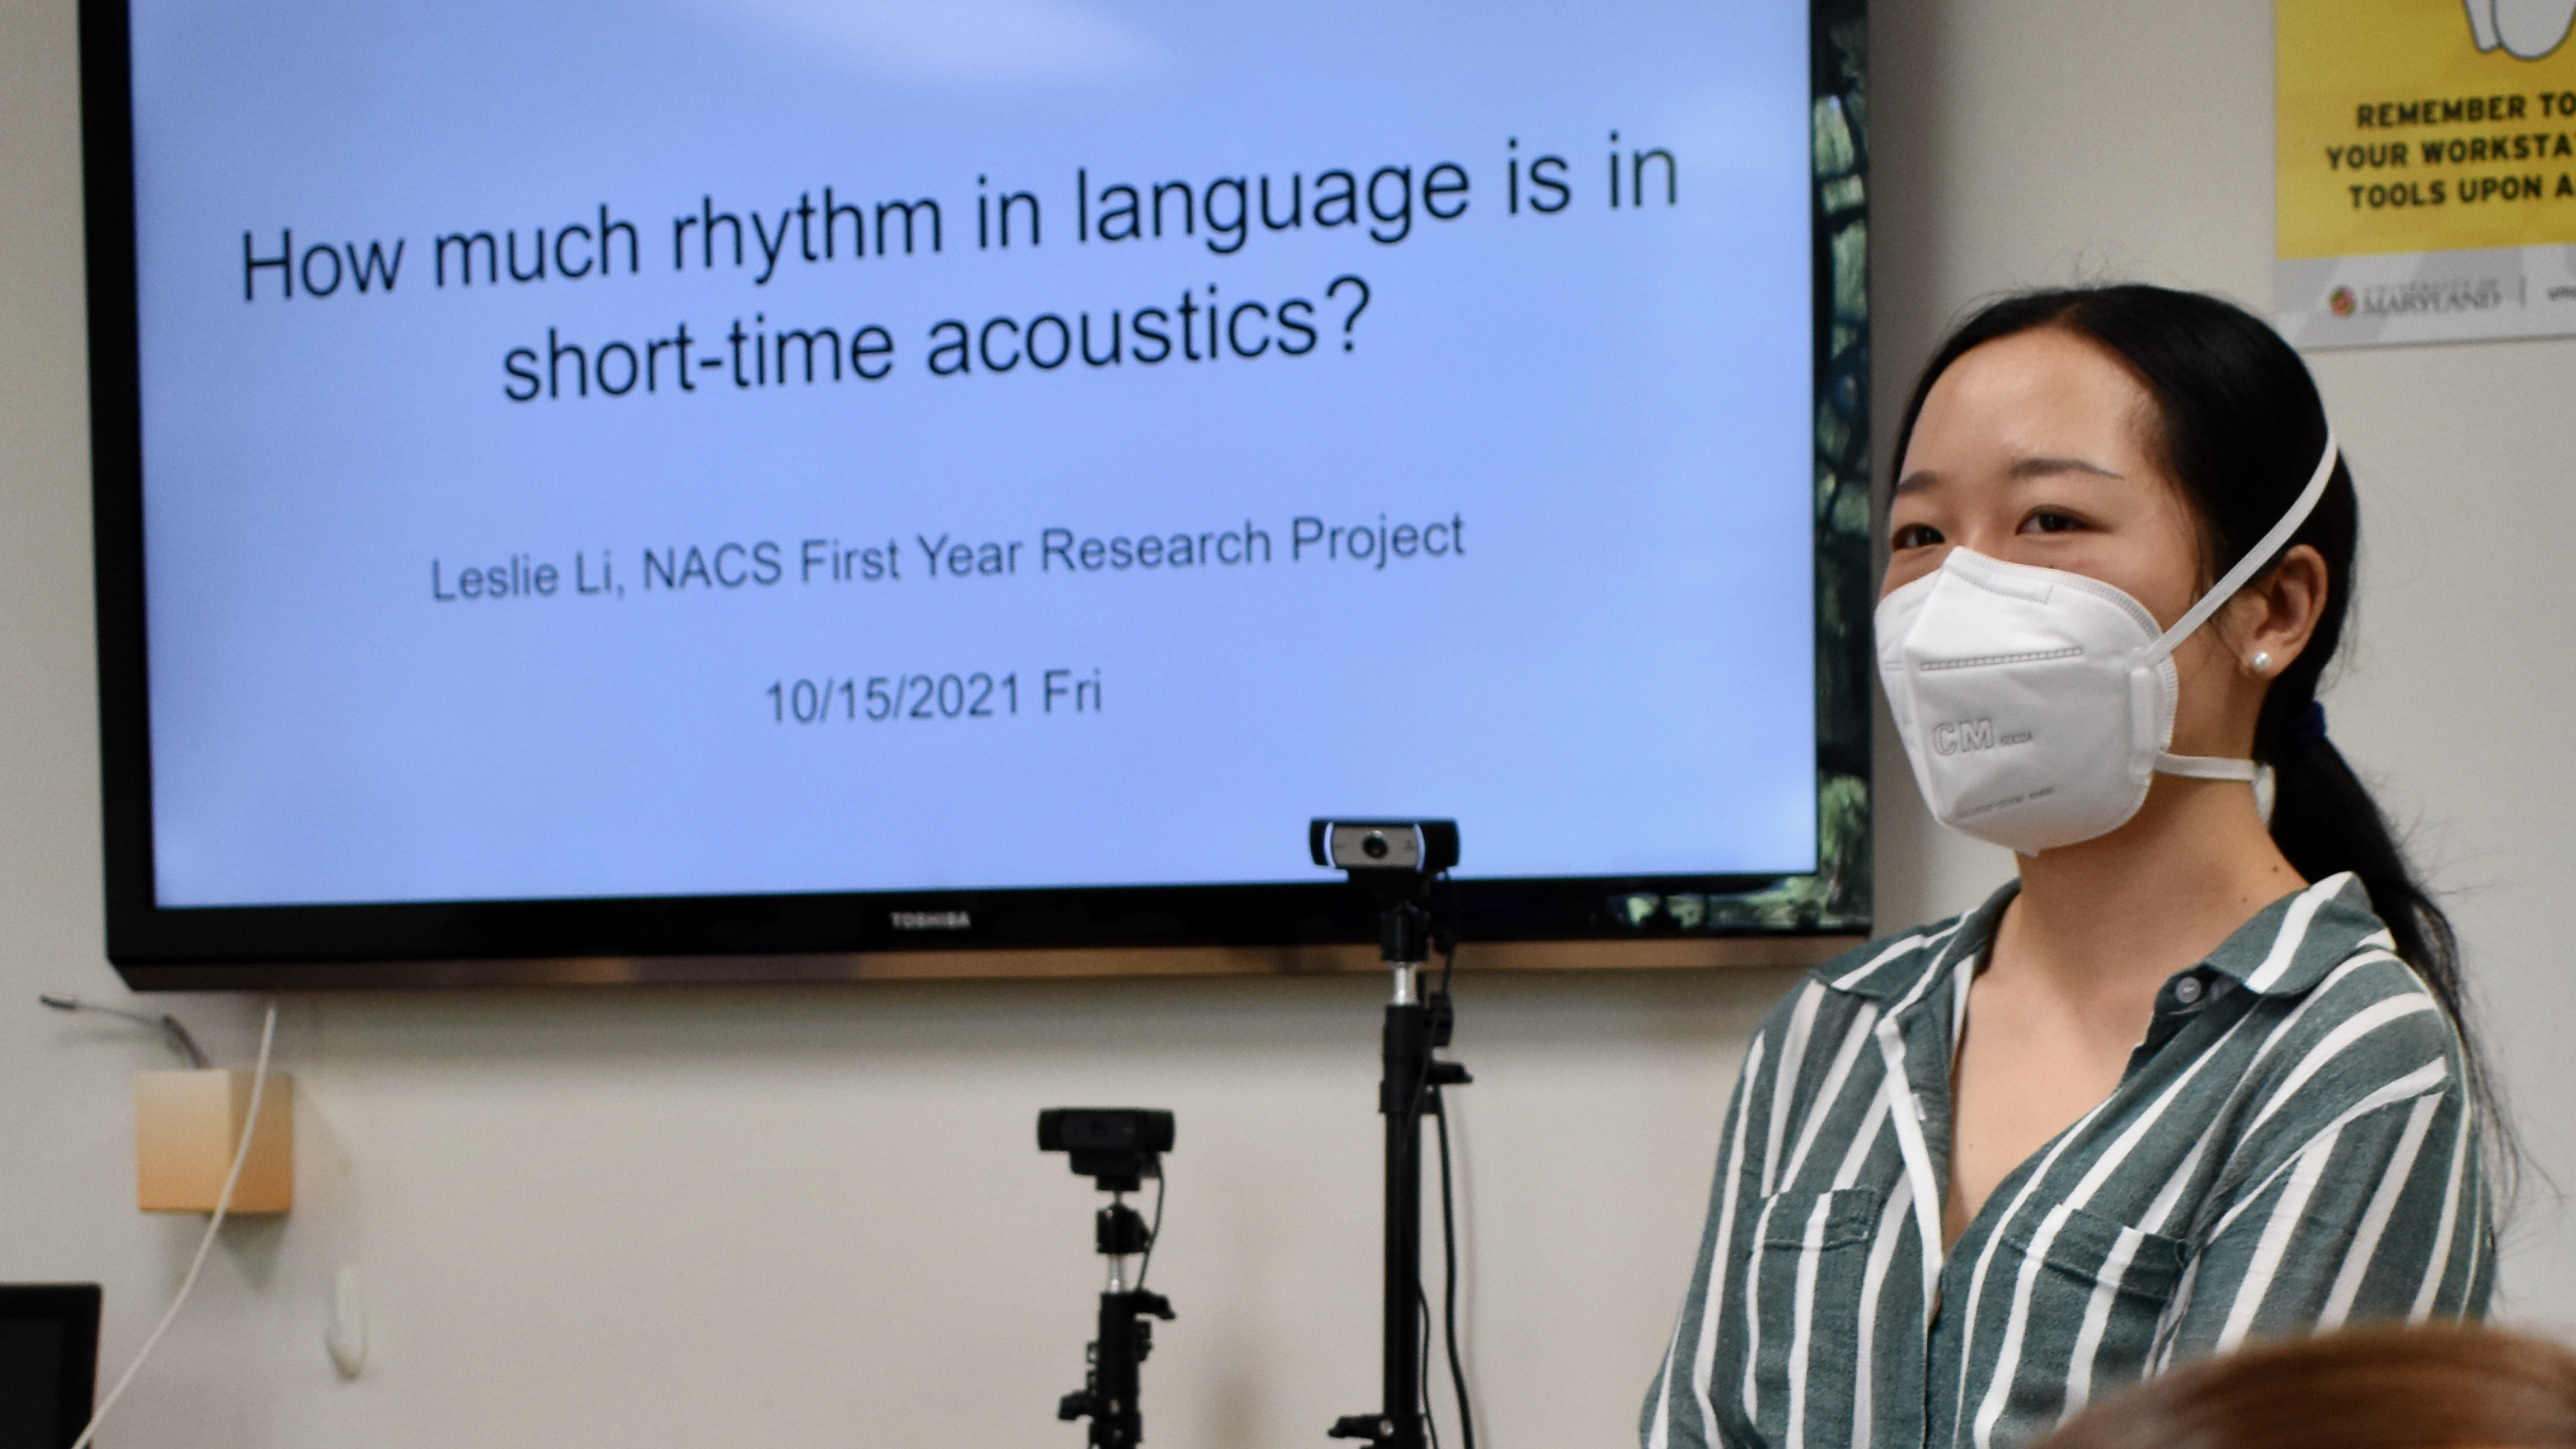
[1810,881,2015,1002]
[1810,870,2390,1004]
[2197,872,2392,996]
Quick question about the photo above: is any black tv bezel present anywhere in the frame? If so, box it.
[0,1283,102,1448]
[81,0,1874,989]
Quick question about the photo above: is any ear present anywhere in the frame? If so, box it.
[2221,543,2330,679]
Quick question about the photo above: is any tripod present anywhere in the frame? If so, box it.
[1040,1108,1177,1449]
[1314,822,1470,1449]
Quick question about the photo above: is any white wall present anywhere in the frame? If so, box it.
[7,2,2573,1446]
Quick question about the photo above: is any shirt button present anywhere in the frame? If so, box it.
[2174,976,2204,1006]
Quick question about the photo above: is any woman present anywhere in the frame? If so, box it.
[1639,285,2495,1449]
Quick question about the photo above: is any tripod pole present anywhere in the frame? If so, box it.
[1334,900,1462,1449]
[1058,1195,1173,1449]
[1380,957,1430,1449]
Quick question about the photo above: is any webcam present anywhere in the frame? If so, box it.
[1037,1107,1175,1193]
[1309,821,1460,876]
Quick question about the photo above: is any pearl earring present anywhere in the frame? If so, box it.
[2250,650,2273,674]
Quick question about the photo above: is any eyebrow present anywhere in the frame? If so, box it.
[2010,455,2123,481]
[1892,455,2122,497]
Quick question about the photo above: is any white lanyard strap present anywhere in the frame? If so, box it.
[2155,750,2258,781]
[2148,431,2339,663]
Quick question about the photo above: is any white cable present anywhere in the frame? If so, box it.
[69,1001,277,1449]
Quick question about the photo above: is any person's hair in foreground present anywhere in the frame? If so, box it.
[2031,1326,2576,1449]
[1898,285,2501,1150]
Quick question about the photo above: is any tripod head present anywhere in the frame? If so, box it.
[1309,821,1459,967]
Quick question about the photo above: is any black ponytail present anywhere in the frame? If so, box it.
[2265,704,2460,998]
[1894,285,2499,1170]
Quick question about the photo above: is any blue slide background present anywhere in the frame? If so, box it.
[127,0,1817,905]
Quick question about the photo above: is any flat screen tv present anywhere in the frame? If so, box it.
[81,0,1874,988]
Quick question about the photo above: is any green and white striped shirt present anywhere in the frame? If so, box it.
[1640,872,2493,1449]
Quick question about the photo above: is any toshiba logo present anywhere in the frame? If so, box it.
[891,910,971,930]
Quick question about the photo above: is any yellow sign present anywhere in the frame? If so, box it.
[2277,0,2576,345]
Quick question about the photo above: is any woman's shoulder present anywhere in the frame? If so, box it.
[2202,874,2471,1135]
[2216,874,2461,1046]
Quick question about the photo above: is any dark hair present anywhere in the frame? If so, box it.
[2031,1325,2576,1449]
[1893,285,2498,1163]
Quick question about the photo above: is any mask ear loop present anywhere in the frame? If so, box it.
[2146,432,2340,783]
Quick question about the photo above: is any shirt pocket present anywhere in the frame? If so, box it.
[1995,1201,2189,1415]
[1732,1187,1885,1448]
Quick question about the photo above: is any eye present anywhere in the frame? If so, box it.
[2021,509,2083,535]
[1891,521,1945,550]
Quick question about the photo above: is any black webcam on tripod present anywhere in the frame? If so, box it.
[1038,1108,1178,1449]
[1037,1107,1174,1193]
[1309,820,1459,909]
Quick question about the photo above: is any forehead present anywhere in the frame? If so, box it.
[1904,328,2160,471]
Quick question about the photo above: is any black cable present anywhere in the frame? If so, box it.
[1418,1284,1440,1449]
[1420,869,1477,1449]
[1134,1170,1168,1290]
[1435,870,1461,998]
[1436,1089,1477,1449]
[39,995,209,1069]
[1405,869,1463,1132]
[1401,980,1440,1449]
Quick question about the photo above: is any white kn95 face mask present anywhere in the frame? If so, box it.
[1875,433,2338,855]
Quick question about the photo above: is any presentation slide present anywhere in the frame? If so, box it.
[126,0,1818,906]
